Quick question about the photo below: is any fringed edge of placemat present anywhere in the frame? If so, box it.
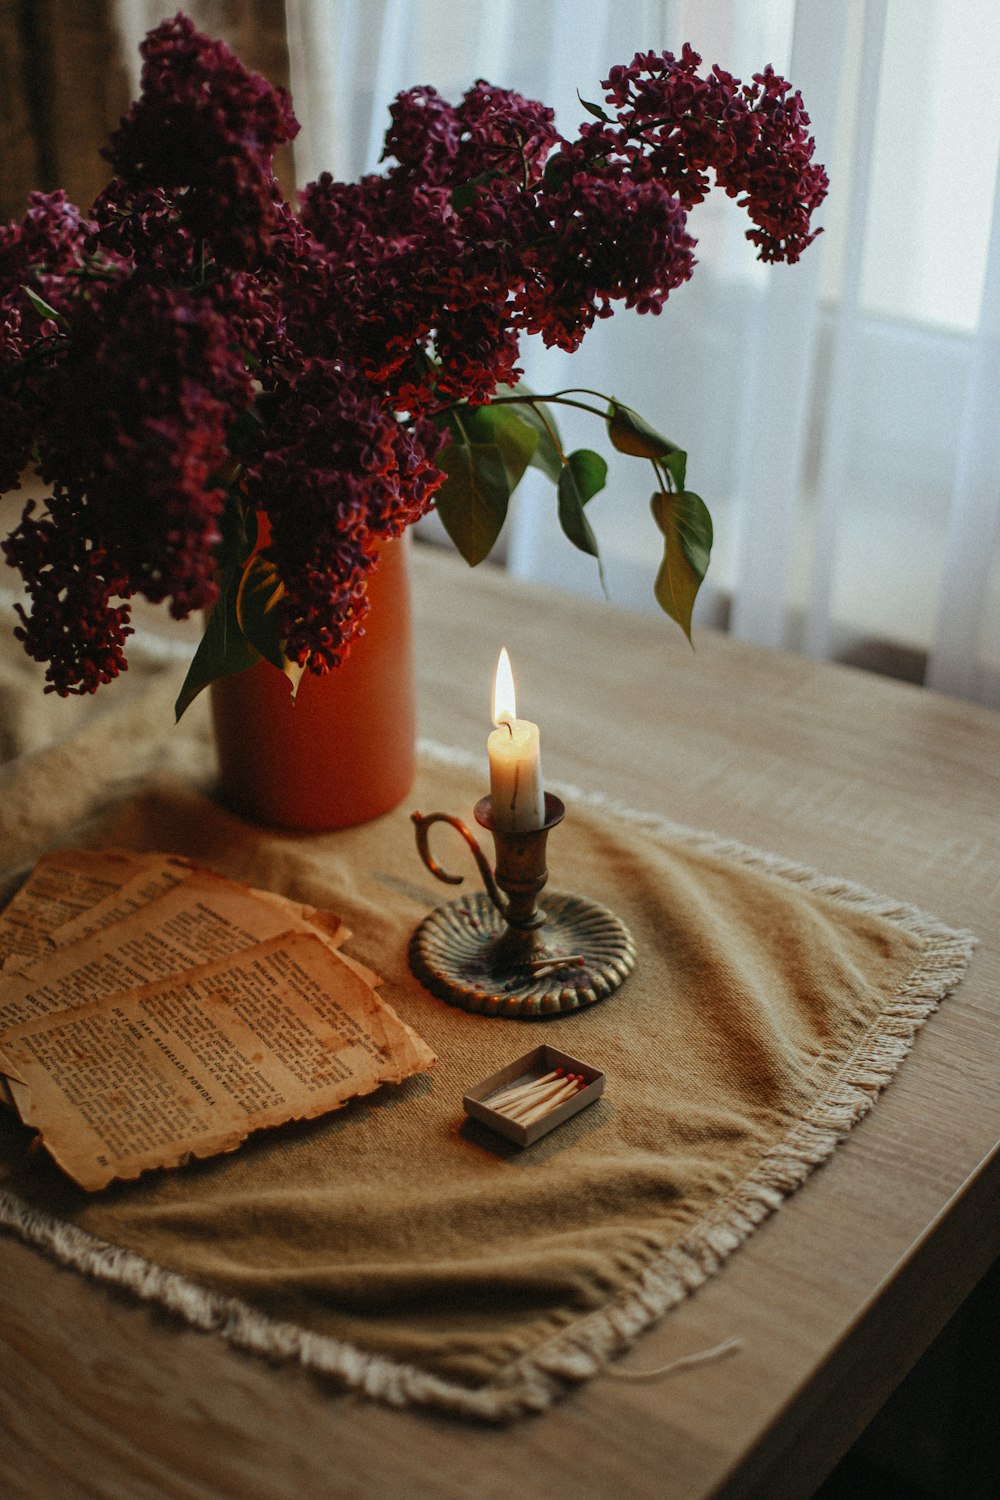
[0,740,978,1423]
[490,918,976,1413]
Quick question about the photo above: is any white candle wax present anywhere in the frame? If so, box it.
[488,718,545,831]
[488,648,545,831]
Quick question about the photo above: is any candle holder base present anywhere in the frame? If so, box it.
[409,888,635,1017]
[410,794,635,1017]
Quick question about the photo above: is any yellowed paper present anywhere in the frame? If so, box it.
[0,849,151,967]
[0,931,436,1191]
[0,870,346,1033]
[1,852,197,974]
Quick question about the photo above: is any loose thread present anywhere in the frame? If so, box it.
[603,1336,743,1383]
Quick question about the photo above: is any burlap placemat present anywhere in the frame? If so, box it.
[0,632,976,1420]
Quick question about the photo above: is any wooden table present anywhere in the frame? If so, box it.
[1,544,998,1499]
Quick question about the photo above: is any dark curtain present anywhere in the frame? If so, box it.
[0,1,294,222]
[0,0,130,219]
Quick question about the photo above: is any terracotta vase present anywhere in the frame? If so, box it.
[210,535,416,831]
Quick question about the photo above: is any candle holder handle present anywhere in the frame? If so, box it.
[411,810,506,914]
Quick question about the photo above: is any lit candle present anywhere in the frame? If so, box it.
[488,648,546,831]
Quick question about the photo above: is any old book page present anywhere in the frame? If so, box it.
[1,851,196,973]
[0,849,436,1189]
[0,850,201,1111]
[0,930,435,1190]
[0,869,346,1033]
[0,848,158,966]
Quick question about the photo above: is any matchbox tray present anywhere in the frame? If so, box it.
[463,1044,604,1147]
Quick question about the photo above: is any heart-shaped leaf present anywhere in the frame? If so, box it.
[495,382,564,482]
[650,490,713,643]
[433,441,510,565]
[444,404,539,492]
[607,400,682,465]
[557,449,607,558]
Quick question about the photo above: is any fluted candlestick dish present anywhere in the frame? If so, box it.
[409,794,635,1017]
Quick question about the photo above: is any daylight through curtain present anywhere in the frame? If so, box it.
[282,0,1000,706]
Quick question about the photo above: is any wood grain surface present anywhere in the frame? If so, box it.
[1,544,998,1500]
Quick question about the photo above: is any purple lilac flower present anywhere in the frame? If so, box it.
[246,360,443,671]
[1,15,827,695]
[98,12,298,267]
[600,44,829,261]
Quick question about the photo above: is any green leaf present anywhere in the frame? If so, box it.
[607,400,681,462]
[451,167,504,212]
[557,449,607,558]
[577,92,611,123]
[174,582,261,721]
[542,151,574,190]
[650,490,713,644]
[236,553,306,699]
[445,404,539,492]
[498,383,564,482]
[235,553,285,669]
[174,493,259,719]
[22,286,66,326]
[661,448,687,493]
[434,441,510,566]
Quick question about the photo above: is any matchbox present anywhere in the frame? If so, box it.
[463,1044,604,1147]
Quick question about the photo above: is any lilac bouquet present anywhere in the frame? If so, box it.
[0,15,826,712]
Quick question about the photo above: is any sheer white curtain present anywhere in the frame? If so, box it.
[284,0,1000,706]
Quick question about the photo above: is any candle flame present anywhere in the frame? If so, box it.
[492,647,516,726]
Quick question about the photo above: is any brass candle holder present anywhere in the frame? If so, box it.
[409,793,635,1017]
